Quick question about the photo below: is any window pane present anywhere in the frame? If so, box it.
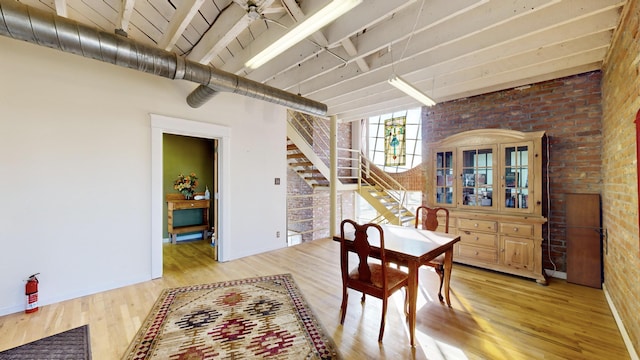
[367,107,422,173]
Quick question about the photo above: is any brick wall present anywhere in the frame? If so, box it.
[601,0,640,351]
[388,165,423,191]
[421,71,604,273]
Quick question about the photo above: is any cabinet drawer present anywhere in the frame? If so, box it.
[458,231,497,247]
[457,218,497,232]
[458,244,498,263]
[500,222,533,237]
[172,200,209,210]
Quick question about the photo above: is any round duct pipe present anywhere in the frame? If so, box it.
[0,0,328,116]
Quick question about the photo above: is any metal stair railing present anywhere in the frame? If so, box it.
[287,110,331,167]
[359,155,413,225]
[287,110,359,188]
[286,110,415,241]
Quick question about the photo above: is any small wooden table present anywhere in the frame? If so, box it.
[334,224,460,347]
[167,197,210,244]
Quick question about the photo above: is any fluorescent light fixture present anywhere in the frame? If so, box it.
[388,74,437,107]
[244,0,362,70]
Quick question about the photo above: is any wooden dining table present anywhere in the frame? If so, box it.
[334,223,461,347]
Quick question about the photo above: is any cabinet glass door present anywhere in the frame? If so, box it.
[503,144,530,210]
[461,147,494,208]
[435,150,454,205]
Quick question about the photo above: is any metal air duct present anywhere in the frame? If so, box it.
[0,0,327,116]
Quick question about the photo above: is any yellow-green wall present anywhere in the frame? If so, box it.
[162,133,215,239]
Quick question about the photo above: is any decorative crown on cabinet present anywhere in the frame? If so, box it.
[427,129,548,284]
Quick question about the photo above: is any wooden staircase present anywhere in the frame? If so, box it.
[358,183,415,226]
[286,109,415,231]
[287,139,330,188]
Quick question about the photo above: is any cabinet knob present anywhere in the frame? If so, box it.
[475,236,479,241]
[513,227,518,232]
[474,223,478,227]
[190,203,194,207]
[475,251,479,256]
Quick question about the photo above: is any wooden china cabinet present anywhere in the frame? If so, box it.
[427,129,547,284]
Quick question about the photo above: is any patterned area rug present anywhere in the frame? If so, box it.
[0,325,91,360]
[123,274,340,359]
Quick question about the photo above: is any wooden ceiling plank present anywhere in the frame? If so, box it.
[158,0,206,51]
[186,3,252,64]
[219,0,408,74]
[350,10,619,99]
[325,41,606,114]
[298,2,620,102]
[262,0,554,92]
[436,33,613,89]
[327,49,605,118]
[432,63,603,106]
[281,0,329,47]
[435,48,608,97]
[187,0,276,65]
[67,0,118,30]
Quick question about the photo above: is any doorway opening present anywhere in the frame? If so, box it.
[150,114,231,278]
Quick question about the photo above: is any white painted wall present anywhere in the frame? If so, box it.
[0,36,288,315]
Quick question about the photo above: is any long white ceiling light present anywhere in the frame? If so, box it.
[388,74,437,107]
[244,0,362,70]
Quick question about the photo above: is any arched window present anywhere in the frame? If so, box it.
[366,108,422,173]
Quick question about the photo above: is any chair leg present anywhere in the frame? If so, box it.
[435,264,445,303]
[361,293,366,302]
[378,298,387,342]
[340,287,348,324]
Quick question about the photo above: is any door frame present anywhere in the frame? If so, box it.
[150,114,231,278]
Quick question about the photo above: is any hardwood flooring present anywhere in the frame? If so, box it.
[0,238,630,359]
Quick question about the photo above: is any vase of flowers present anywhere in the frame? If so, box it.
[174,173,198,199]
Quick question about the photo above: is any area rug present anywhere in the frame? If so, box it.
[0,325,91,360]
[123,274,340,359]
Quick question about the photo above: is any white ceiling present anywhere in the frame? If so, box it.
[19,0,627,121]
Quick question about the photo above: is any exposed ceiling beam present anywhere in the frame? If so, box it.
[294,0,620,102]
[117,0,135,34]
[54,0,67,17]
[158,0,206,51]
[185,1,277,65]
[341,38,369,72]
[260,0,498,91]
[187,3,254,64]
[220,0,411,75]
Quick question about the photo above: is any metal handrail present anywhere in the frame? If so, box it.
[286,110,413,239]
[359,155,409,215]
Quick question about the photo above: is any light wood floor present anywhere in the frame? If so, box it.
[0,239,630,359]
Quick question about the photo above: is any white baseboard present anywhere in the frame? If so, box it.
[603,283,639,360]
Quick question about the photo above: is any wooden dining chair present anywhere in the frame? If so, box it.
[339,219,409,342]
[415,205,450,302]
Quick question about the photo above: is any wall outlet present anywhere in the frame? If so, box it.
[276,231,280,238]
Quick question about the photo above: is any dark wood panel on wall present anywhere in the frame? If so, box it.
[565,193,602,288]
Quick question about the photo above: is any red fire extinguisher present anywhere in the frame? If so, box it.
[25,273,40,314]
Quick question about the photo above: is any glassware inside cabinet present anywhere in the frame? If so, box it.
[504,145,529,209]
[461,148,494,208]
[435,150,454,205]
